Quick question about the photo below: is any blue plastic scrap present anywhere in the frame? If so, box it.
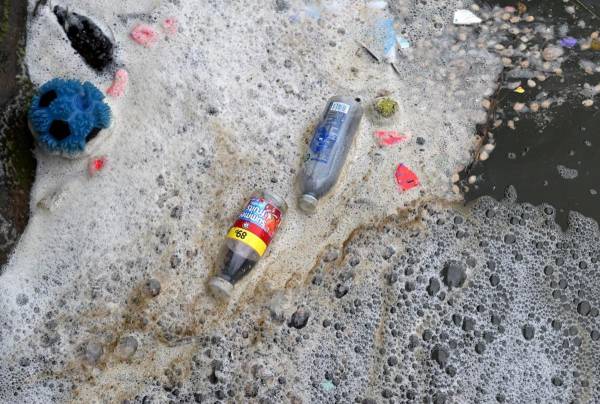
[396,35,410,49]
[321,379,335,392]
[376,18,397,62]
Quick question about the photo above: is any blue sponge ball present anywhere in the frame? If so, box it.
[28,78,112,156]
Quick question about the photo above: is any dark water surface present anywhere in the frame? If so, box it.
[0,0,35,267]
[467,0,600,227]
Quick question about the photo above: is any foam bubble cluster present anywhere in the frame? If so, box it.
[99,193,599,403]
[7,193,599,403]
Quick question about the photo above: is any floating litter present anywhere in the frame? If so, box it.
[53,5,115,71]
[88,156,107,177]
[107,69,129,97]
[131,24,158,47]
[514,86,525,94]
[28,78,112,157]
[453,9,482,25]
[163,18,177,35]
[321,379,335,392]
[396,35,411,49]
[395,164,420,191]
[374,130,408,146]
[380,18,397,63]
[560,37,577,48]
[37,183,74,212]
[358,40,381,62]
[305,5,321,20]
[360,6,398,63]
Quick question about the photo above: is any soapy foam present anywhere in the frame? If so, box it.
[85,193,599,403]
[5,0,597,402]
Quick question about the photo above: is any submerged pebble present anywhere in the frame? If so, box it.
[542,45,564,61]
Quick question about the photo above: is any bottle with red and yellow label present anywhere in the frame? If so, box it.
[208,191,287,299]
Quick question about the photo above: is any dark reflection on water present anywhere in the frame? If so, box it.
[465,0,600,228]
[0,0,35,268]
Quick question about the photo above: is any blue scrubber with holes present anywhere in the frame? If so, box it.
[28,78,112,157]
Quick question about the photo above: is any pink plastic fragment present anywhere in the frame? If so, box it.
[131,24,158,47]
[163,18,177,35]
[395,164,419,191]
[374,130,409,147]
[88,156,107,177]
[107,69,129,97]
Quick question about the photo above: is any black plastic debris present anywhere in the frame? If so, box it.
[53,6,114,71]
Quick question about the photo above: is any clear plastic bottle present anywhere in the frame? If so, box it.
[298,96,363,213]
[208,191,287,300]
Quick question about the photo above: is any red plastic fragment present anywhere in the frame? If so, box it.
[88,156,107,177]
[395,164,419,191]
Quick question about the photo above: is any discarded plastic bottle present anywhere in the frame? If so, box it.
[298,96,363,213]
[53,6,115,71]
[208,191,287,299]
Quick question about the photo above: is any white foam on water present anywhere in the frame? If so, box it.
[0,0,521,401]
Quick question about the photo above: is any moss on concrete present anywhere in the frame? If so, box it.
[375,97,398,118]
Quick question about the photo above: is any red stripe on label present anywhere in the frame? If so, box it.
[232,219,272,245]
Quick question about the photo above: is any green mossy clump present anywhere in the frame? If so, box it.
[374,97,398,118]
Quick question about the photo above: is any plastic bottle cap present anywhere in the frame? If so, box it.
[263,190,288,213]
[208,277,233,300]
[298,194,318,213]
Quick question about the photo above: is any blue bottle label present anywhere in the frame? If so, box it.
[309,102,349,163]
